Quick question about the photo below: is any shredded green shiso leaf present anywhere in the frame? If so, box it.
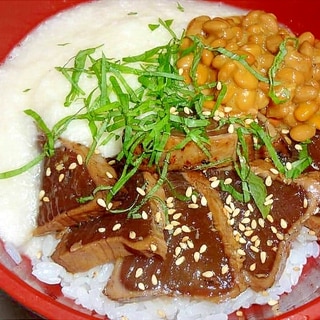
[0,18,312,219]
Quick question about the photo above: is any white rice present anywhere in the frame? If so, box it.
[0,0,319,319]
[25,227,319,319]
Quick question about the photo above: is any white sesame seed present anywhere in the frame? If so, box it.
[135,268,143,278]
[202,270,214,278]
[247,203,254,212]
[170,106,178,114]
[191,194,197,204]
[150,244,157,252]
[280,218,288,229]
[251,219,257,230]
[201,196,208,206]
[58,173,65,182]
[294,144,303,151]
[107,202,113,210]
[76,154,83,165]
[185,186,193,198]
[276,232,284,241]
[171,220,180,227]
[38,190,45,200]
[249,263,256,271]
[181,225,191,233]
[188,203,199,209]
[141,210,148,220]
[184,106,192,115]
[136,187,146,196]
[303,198,308,208]
[112,223,121,231]
[199,244,207,254]
[173,213,182,220]
[260,251,267,264]
[233,208,241,217]
[241,217,250,224]
[228,124,234,134]
[42,196,50,202]
[175,247,182,256]
[202,110,211,116]
[106,171,114,179]
[166,196,174,204]
[151,274,158,286]
[180,241,188,250]
[216,81,222,90]
[265,176,272,187]
[258,218,265,228]
[285,162,292,170]
[129,231,136,239]
[221,264,229,275]
[165,224,174,231]
[97,198,107,208]
[224,178,232,185]
[237,248,246,256]
[173,227,182,236]
[264,198,274,206]
[266,215,274,223]
[224,106,232,113]
[270,168,279,175]
[45,167,51,177]
[68,162,77,170]
[250,245,259,253]
[98,227,106,233]
[175,256,186,266]
[194,251,200,262]
[187,239,194,249]
[138,282,145,291]
[210,180,220,188]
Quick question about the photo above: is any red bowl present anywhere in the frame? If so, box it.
[1,1,320,319]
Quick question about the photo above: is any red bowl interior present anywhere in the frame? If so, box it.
[1,1,320,319]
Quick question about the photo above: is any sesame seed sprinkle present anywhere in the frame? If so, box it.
[202,270,214,278]
[175,256,186,266]
[270,168,279,175]
[68,162,77,170]
[199,244,207,254]
[185,186,193,198]
[129,231,136,239]
[43,196,50,202]
[39,190,45,200]
[76,154,83,165]
[106,171,114,179]
[45,167,52,177]
[58,173,65,182]
[135,268,143,278]
[138,282,145,291]
[98,227,106,233]
[112,223,121,231]
[136,187,146,196]
[97,198,107,208]
[151,274,158,286]
[221,264,229,275]
[141,210,148,220]
[150,244,157,252]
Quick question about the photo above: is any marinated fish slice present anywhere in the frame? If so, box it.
[34,140,117,235]
[105,171,245,302]
[51,171,167,273]
[205,160,319,291]
[137,132,254,171]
